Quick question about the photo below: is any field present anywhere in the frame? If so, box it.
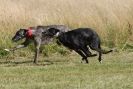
[0,52,133,89]
[0,0,133,89]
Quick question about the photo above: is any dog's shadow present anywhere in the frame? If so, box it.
[0,56,71,67]
[0,60,54,67]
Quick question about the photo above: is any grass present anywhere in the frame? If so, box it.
[0,52,133,89]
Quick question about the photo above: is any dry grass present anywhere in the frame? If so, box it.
[0,0,133,54]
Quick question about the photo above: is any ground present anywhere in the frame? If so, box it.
[0,51,133,89]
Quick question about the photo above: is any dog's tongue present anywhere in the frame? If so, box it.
[26,27,33,38]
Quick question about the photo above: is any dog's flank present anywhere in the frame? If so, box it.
[11,25,70,64]
[46,28,113,63]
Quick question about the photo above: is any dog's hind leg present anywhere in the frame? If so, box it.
[74,49,88,63]
[81,46,97,57]
[89,43,102,63]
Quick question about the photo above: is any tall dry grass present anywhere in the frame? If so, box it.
[0,0,133,55]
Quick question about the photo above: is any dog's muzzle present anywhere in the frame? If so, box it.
[12,36,22,42]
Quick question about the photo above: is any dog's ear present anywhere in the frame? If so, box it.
[19,29,27,35]
[47,28,60,36]
[49,28,60,33]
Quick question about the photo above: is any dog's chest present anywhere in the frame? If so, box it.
[41,36,54,44]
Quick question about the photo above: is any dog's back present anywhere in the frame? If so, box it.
[58,28,100,48]
[37,25,70,32]
[35,25,70,44]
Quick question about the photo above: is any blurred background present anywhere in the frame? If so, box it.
[0,0,133,58]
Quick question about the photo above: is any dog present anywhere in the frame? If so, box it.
[45,27,113,63]
[6,25,70,64]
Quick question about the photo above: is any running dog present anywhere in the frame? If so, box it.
[5,25,70,64]
[45,27,113,63]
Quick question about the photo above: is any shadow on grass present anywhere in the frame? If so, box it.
[0,60,54,67]
[0,55,71,67]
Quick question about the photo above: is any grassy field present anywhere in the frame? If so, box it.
[0,52,133,89]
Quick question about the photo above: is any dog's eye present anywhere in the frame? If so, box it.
[42,32,46,35]
[19,32,24,36]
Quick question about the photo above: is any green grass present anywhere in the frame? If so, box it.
[0,52,133,89]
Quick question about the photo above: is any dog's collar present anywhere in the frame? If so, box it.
[55,31,63,37]
[26,27,33,38]
[55,32,60,37]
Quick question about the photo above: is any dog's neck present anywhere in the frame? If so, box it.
[55,31,64,37]
[25,27,35,38]
[55,32,60,37]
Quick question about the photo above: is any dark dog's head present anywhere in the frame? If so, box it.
[44,28,61,37]
[12,29,27,42]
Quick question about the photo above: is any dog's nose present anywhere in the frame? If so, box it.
[12,38,14,41]
[12,37,17,42]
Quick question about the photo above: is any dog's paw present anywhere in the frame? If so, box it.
[4,49,10,52]
[99,61,102,64]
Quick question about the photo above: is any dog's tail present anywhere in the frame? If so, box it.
[101,49,113,54]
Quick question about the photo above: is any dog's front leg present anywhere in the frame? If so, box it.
[34,46,40,64]
[11,44,25,51]
[34,37,41,64]
[11,39,31,51]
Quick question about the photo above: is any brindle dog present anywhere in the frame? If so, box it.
[9,25,70,64]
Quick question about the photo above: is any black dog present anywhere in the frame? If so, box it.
[45,28,113,63]
[8,25,70,64]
